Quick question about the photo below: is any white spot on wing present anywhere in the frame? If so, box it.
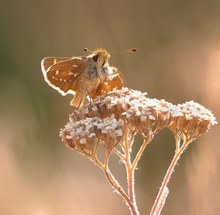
[68,71,74,75]
[55,70,59,75]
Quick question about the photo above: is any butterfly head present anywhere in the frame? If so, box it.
[90,48,111,68]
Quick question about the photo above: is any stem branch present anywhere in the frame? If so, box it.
[150,138,188,215]
[131,135,152,172]
[124,127,139,215]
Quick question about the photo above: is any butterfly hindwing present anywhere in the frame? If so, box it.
[90,68,124,99]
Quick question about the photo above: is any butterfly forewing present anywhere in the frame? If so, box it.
[41,57,71,71]
[42,57,86,95]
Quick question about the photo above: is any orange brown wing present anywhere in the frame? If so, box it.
[41,57,71,71]
[41,57,87,96]
[89,69,124,99]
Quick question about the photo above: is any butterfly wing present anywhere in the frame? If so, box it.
[41,57,71,71]
[89,68,124,99]
[106,70,124,91]
[41,57,87,96]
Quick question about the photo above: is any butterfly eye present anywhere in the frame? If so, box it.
[92,54,99,62]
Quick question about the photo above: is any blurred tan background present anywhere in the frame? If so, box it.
[0,0,219,214]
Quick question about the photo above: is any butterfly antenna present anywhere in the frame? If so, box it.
[110,48,137,55]
[83,48,93,53]
[126,48,137,53]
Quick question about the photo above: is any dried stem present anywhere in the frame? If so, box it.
[113,148,125,161]
[104,163,141,215]
[150,137,189,215]
[104,168,130,205]
[90,151,132,212]
[123,127,139,215]
[131,134,153,172]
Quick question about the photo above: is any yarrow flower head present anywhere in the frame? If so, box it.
[60,87,217,155]
[61,115,125,155]
[168,100,217,142]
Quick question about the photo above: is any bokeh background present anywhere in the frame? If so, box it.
[0,0,219,214]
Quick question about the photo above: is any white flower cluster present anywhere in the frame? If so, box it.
[61,87,217,150]
[60,115,124,149]
[178,101,217,125]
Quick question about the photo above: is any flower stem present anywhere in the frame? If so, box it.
[124,127,139,215]
[126,166,139,215]
[150,138,188,215]
[131,135,152,172]
[104,168,129,202]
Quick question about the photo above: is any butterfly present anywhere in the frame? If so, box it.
[41,48,124,107]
